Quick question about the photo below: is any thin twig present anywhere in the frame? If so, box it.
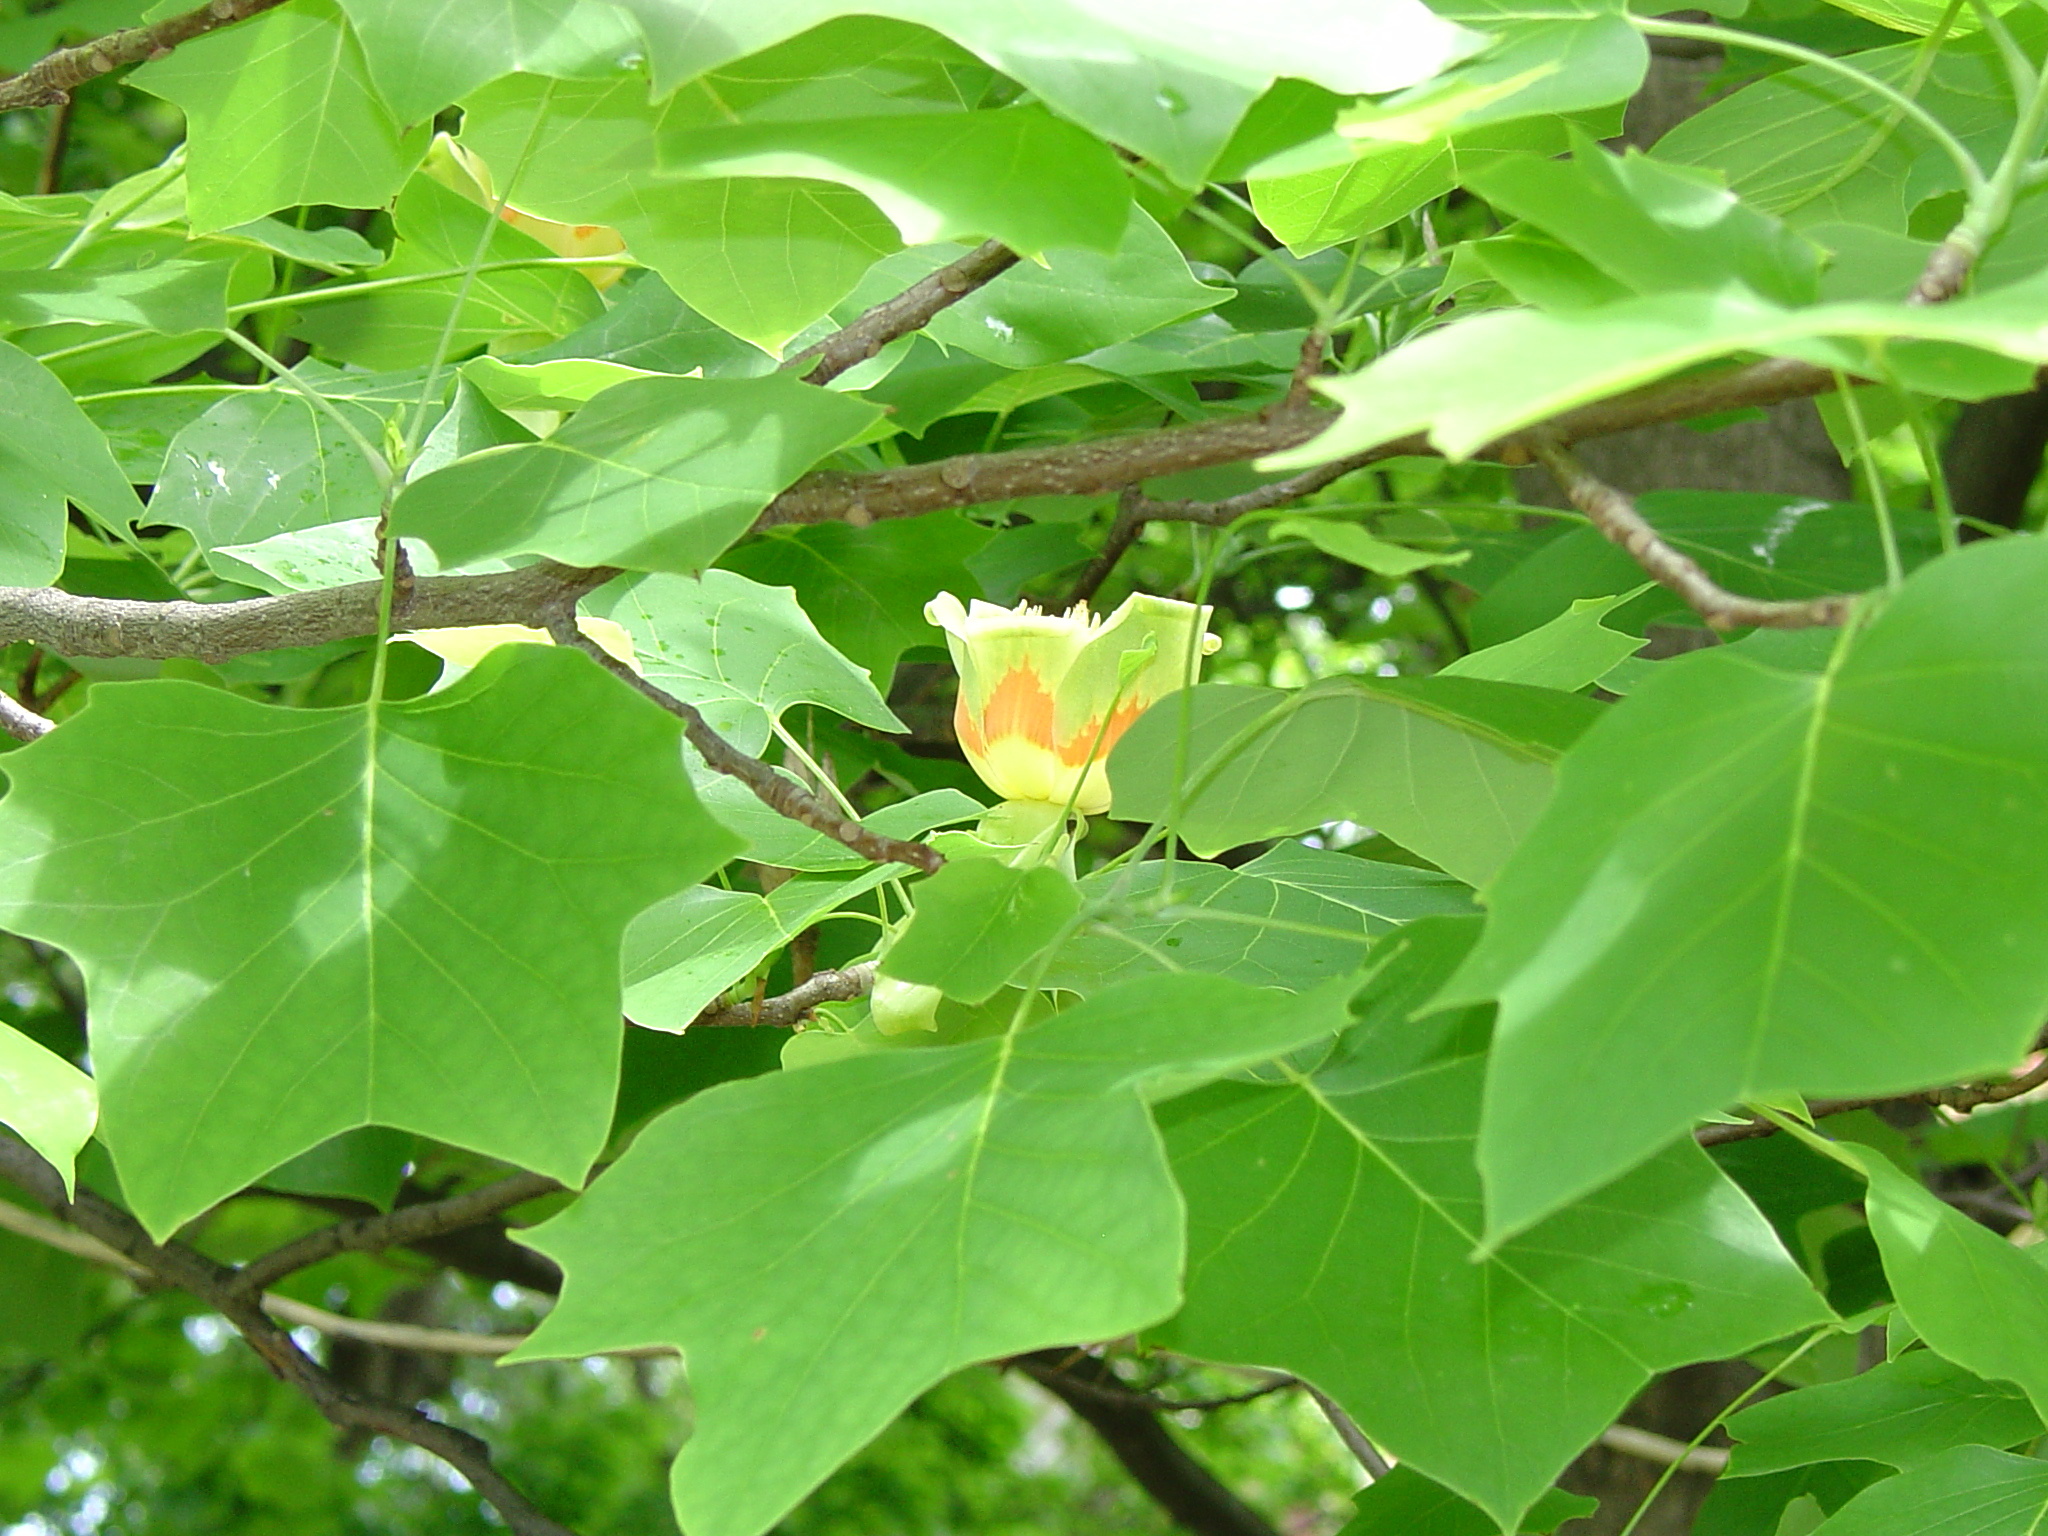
[34,94,74,195]
[0,1132,582,1536]
[1534,441,1858,631]
[1698,1049,2048,1146]
[1302,1384,1392,1478]
[1013,1355,1298,1414]
[544,618,944,873]
[0,0,290,111]
[692,962,877,1028]
[786,241,1020,387]
[0,692,54,740]
[1599,1425,1729,1475]
[232,1171,562,1297]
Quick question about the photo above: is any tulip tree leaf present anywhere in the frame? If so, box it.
[610,0,1475,185]
[147,389,388,563]
[1848,1146,2048,1423]
[454,72,912,352]
[1269,516,1472,577]
[1107,677,1601,886]
[0,338,145,583]
[719,512,995,686]
[587,569,905,755]
[1341,1467,1597,1536]
[393,374,882,573]
[1726,1350,2043,1476]
[0,1024,95,1197]
[291,174,605,370]
[508,973,1356,1536]
[1271,274,2048,467]
[882,860,1083,1003]
[131,0,428,231]
[0,647,740,1238]
[1449,539,2048,1244]
[1443,590,1648,692]
[923,208,1229,368]
[1157,917,1829,1529]
[656,107,1132,255]
[0,260,233,335]
[1469,494,1943,648]
[336,0,642,123]
[1044,843,1473,994]
[1805,1445,2048,1536]
[622,867,898,1032]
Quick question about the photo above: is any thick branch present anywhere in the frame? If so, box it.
[0,560,612,662]
[233,1170,561,1297]
[0,0,289,110]
[787,241,1019,387]
[0,1132,581,1536]
[1535,441,1858,630]
[692,961,877,1028]
[1015,1351,1283,1536]
[545,619,944,873]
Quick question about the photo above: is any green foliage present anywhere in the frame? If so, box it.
[8,0,2048,1531]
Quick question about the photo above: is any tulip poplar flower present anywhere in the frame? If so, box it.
[404,618,640,687]
[925,592,1221,818]
[423,135,630,290]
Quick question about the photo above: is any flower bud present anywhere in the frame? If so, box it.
[924,592,1220,815]
[870,976,944,1036]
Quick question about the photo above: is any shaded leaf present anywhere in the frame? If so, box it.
[1727,1350,2042,1475]
[1808,1445,2048,1536]
[1043,843,1472,993]
[0,339,146,583]
[1159,916,1828,1527]
[1107,677,1601,885]
[719,512,994,686]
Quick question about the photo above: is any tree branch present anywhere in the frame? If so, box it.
[0,1132,582,1536]
[0,0,290,110]
[0,691,54,741]
[1014,1351,1283,1536]
[0,560,613,662]
[1535,440,1859,630]
[691,961,877,1028]
[233,1170,562,1297]
[786,241,1020,387]
[1696,1047,2048,1146]
[544,618,945,872]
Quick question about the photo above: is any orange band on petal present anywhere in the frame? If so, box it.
[974,663,1060,750]
[1057,696,1147,767]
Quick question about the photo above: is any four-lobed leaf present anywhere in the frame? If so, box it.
[0,647,739,1238]
[1452,537,2048,1242]
[1158,916,1829,1527]
[508,972,1357,1536]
